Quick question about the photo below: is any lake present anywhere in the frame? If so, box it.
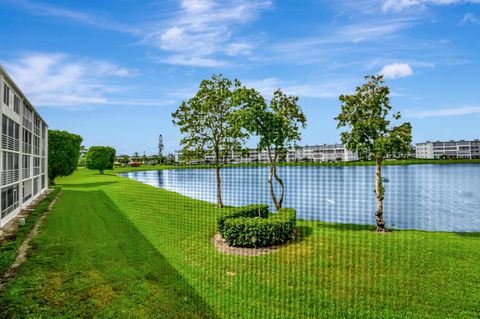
[120,164,480,232]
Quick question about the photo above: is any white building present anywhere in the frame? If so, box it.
[1,66,48,228]
[176,143,359,164]
[287,144,359,162]
[416,140,480,159]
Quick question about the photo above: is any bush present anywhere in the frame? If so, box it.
[217,205,296,248]
[130,162,142,167]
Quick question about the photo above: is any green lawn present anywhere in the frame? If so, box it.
[0,168,478,318]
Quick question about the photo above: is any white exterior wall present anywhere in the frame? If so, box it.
[415,140,480,159]
[0,66,48,228]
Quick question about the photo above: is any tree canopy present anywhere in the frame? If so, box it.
[48,130,83,185]
[172,74,246,207]
[234,88,306,209]
[335,75,412,160]
[335,75,412,232]
[85,146,116,174]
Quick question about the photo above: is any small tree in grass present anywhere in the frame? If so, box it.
[335,75,412,232]
[48,130,83,185]
[234,88,306,210]
[85,146,116,174]
[172,74,246,208]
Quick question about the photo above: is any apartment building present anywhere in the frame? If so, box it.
[416,140,480,159]
[286,144,359,162]
[176,144,359,164]
[0,66,48,228]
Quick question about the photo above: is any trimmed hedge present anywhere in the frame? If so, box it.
[217,205,296,248]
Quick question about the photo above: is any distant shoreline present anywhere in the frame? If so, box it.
[113,158,480,173]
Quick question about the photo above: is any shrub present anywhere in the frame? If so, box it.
[217,205,296,248]
[130,162,142,167]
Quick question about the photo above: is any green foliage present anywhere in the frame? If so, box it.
[172,74,246,165]
[172,74,249,207]
[48,130,83,184]
[218,205,296,248]
[217,204,270,234]
[335,75,412,159]
[85,146,116,174]
[233,88,306,209]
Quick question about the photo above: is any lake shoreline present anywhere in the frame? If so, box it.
[113,158,480,173]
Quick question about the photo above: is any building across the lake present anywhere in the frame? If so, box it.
[415,140,480,159]
[175,144,359,164]
[0,66,48,228]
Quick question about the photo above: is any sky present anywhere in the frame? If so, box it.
[0,0,479,155]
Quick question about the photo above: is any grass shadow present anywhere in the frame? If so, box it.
[0,189,218,319]
[455,232,480,238]
[295,225,313,242]
[61,181,118,188]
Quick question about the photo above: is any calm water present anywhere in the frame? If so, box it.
[120,165,480,232]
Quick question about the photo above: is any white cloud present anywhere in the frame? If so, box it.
[3,53,138,108]
[383,0,480,12]
[380,63,413,79]
[460,13,480,24]
[142,0,272,66]
[243,78,354,99]
[407,106,480,118]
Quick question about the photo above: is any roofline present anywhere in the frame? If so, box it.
[0,64,48,126]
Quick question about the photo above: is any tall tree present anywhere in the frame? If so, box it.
[158,134,164,156]
[172,74,246,208]
[48,130,83,185]
[85,146,116,174]
[335,75,412,232]
[235,88,306,210]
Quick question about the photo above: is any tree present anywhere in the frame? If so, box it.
[235,88,306,210]
[85,146,116,174]
[121,155,130,166]
[158,134,164,156]
[165,153,175,165]
[335,75,412,232]
[172,74,246,208]
[48,130,83,185]
[133,152,139,162]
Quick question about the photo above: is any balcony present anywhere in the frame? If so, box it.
[22,167,31,179]
[1,135,20,152]
[1,169,19,185]
[23,143,32,154]
[1,201,19,218]
[33,167,40,176]
[33,146,40,155]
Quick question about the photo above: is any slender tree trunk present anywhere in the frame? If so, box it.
[49,177,55,186]
[267,149,284,211]
[375,157,387,232]
[215,163,223,208]
[100,169,104,175]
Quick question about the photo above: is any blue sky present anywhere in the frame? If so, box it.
[0,0,479,155]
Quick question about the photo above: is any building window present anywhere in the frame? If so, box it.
[3,84,10,106]
[1,184,19,218]
[13,95,20,114]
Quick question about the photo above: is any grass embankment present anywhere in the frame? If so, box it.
[113,158,480,173]
[0,187,60,275]
[0,168,478,318]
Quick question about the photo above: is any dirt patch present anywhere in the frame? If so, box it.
[212,232,296,256]
[0,189,62,291]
